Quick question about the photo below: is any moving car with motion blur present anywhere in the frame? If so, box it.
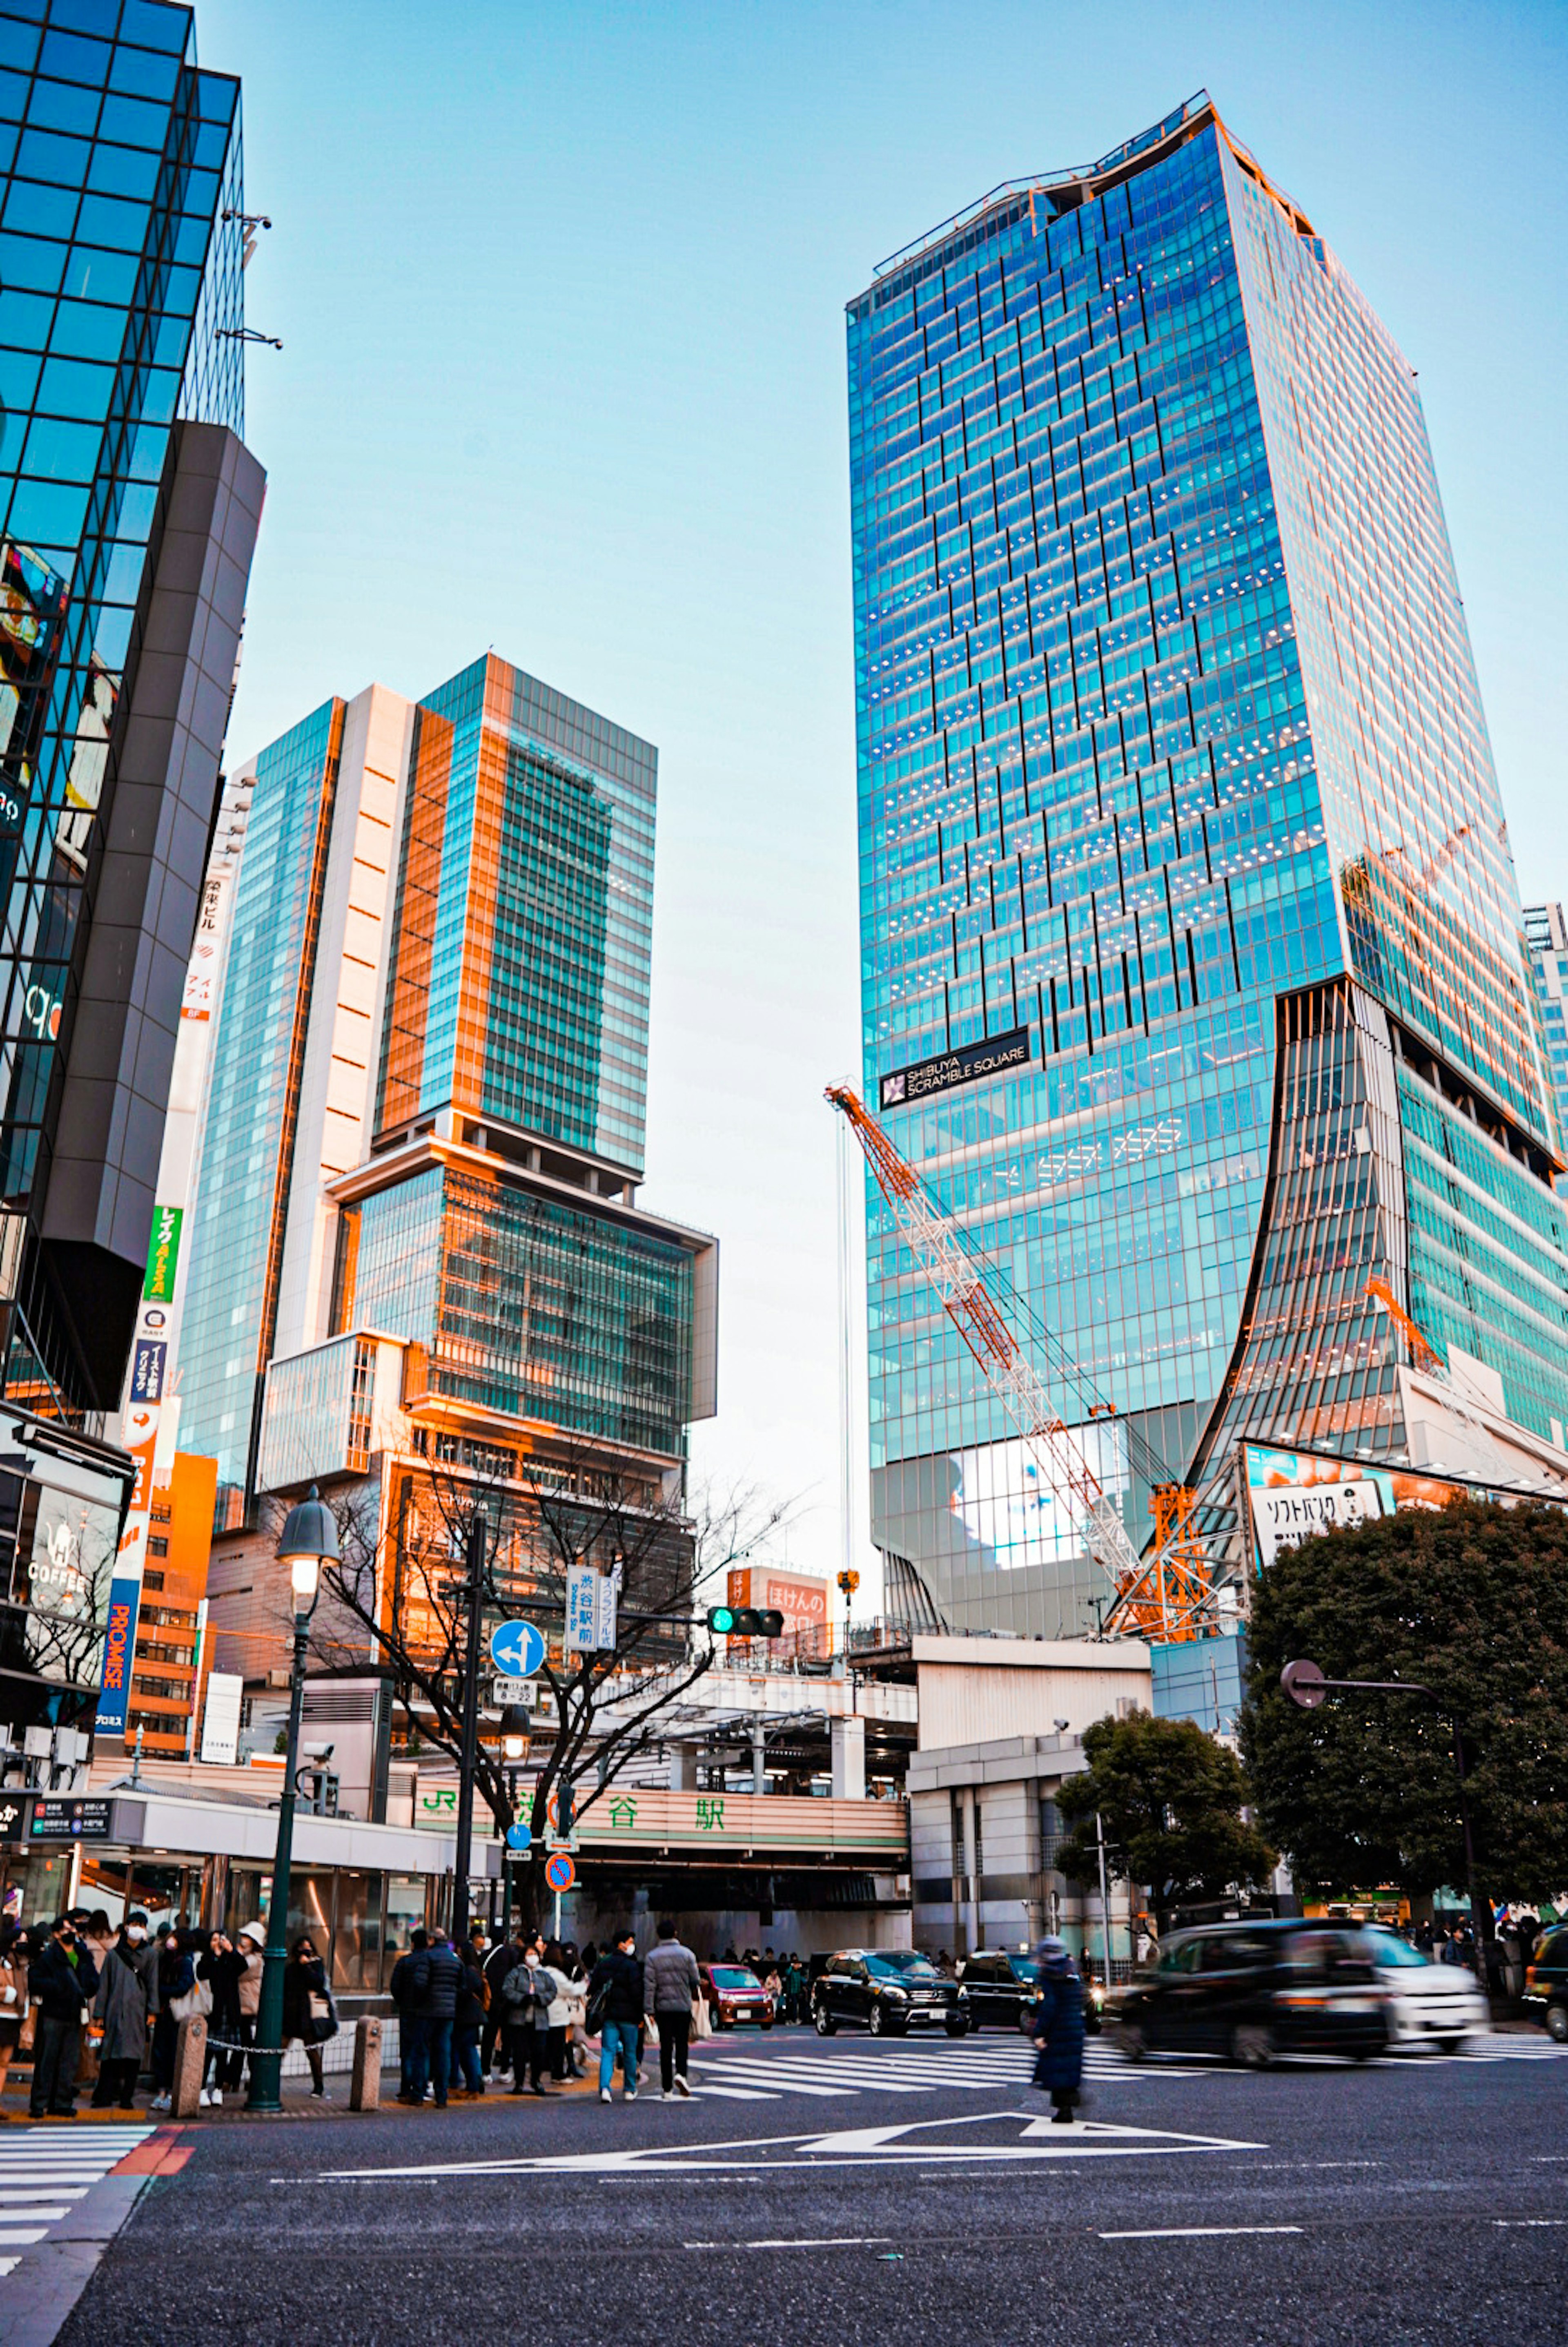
[698,1962,775,2029]
[1363,1925,1486,2052]
[1109,1920,1386,2066]
[812,1948,969,2037]
[1523,1923,1568,2042]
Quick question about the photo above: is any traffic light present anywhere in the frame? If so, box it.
[706,1605,786,1638]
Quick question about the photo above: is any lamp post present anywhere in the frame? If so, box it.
[246,1486,339,2114]
[499,1704,531,1940]
[1280,1659,1487,1989]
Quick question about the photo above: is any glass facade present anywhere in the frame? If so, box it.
[335,1161,695,1458]
[378,652,655,1176]
[0,0,245,1410]
[849,96,1568,1632]
[1524,904,1568,1193]
[177,698,344,1518]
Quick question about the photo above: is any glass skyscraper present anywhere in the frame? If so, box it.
[178,656,715,1528]
[0,0,261,1417]
[1525,905,1568,1196]
[849,94,1568,1635]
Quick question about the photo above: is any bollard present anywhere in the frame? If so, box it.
[171,2015,207,2118]
[349,2014,381,2111]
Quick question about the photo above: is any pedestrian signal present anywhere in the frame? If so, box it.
[706,1606,786,1638]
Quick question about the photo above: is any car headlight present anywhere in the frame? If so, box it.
[881,1985,907,2000]
[956,1985,969,2000]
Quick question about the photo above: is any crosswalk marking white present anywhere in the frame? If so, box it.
[0,2125,153,2268]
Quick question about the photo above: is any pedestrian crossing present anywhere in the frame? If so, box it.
[0,2124,153,2277]
[682,2030,1567,2106]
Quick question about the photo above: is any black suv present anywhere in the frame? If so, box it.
[812,1948,969,2037]
[1524,1926,1568,2042]
[1110,1920,1386,2066]
[956,1950,1041,2032]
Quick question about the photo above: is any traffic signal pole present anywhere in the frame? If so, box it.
[451,1509,487,1934]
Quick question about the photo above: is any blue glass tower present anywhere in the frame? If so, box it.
[0,0,261,1417]
[849,95,1568,1635]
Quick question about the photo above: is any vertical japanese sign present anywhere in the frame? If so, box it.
[564,1562,619,1651]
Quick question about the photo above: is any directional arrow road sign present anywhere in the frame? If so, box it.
[489,1619,546,1678]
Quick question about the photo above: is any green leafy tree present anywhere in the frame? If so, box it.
[1240,1497,1568,1910]
[1057,1710,1277,1931]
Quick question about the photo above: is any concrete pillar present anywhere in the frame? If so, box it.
[350,2015,382,2110]
[831,1714,866,1801]
[668,1742,698,1792]
[751,1721,768,1796]
[171,2016,206,2117]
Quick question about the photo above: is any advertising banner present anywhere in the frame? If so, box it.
[879,1026,1031,1112]
[198,1670,244,1765]
[1241,1442,1559,1570]
[128,1337,167,1404]
[141,1204,182,1303]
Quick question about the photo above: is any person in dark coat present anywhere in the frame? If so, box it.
[148,1928,196,2111]
[28,1916,99,2117]
[390,1928,430,2103]
[406,1928,463,2107]
[588,1928,645,2102]
[91,1913,156,2110]
[281,1934,333,2099]
[198,1930,249,2106]
[483,1926,528,2078]
[1028,1936,1086,2124]
[452,1933,489,2097]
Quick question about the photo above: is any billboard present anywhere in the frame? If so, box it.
[879,1026,1031,1112]
[726,1567,830,1642]
[948,1422,1131,1574]
[1242,1442,1557,1569]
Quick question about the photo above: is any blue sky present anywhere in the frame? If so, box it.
[198,0,1568,1584]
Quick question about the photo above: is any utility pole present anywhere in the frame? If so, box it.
[450,1509,488,1935]
[1095,1810,1114,1990]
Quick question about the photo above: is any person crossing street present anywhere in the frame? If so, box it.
[644,1916,701,2099]
[1027,1934,1086,2125]
[589,1928,644,2103]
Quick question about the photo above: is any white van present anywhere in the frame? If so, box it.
[1364,1927,1488,2052]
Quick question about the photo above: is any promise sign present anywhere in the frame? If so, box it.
[879,1026,1030,1111]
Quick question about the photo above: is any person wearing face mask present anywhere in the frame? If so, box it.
[91,1911,156,2111]
[28,1916,100,2117]
[0,1921,28,2101]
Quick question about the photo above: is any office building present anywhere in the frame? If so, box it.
[849,93,1568,1635]
[1525,904,1568,1189]
[0,0,262,1752]
[165,654,715,1701]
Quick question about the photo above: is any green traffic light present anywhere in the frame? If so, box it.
[709,1605,735,1633]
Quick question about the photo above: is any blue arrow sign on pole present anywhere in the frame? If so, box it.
[505,1822,531,1852]
[489,1619,546,1678]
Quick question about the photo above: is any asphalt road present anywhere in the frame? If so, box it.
[53,2026,1568,2347]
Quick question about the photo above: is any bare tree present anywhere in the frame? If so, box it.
[307,1443,798,1925]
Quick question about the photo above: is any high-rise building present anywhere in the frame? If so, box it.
[1525,904,1568,1188]
[167,654,715,1709]
[0,0,262,1754]
[849,93,1568,1635]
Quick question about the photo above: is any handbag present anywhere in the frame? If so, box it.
[308,1988,339,2045]
[169,1978,213,2024]
[691,1992,713,2041]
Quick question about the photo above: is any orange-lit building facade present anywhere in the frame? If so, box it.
[125,1449,216,1754]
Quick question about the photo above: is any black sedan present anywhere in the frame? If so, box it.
[956,1950,1042,2032]
[1109,1920,1387,2066]
[812,1948,969,2037]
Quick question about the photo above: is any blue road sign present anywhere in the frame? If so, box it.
[545,1850,576,1893]
[489,1619,546,1678]
[505,1823,531,1852]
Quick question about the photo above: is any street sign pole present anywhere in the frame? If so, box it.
[452,1510,487,1935]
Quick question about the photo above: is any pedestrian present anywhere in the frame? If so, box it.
[147,1927,196,2111]
[784,1953,807,2024]
[406,1927,463,2108]
[390,1927,430,2103]
[0,1921,28,2100]
[91,1912,157,2111]
[541,1939,579,2082]
[28,1915,100,2117]
[281,1933,334,2099]
[76,1911,114,2095]
[452,1929,489,2097]
[483,1923,528,2079]
[588,1927,645,2104]
[1028,1935,1085,2125]
[762,1958,783,2021]
[228,1922,264,2093]
[499,1932,557,2096]
[198,1929,248,2106]
[644,1916,701,2100]
[558,1943,590,2077]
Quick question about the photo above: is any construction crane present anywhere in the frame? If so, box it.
[1364,1274,1443,1376]
[827,1083,1215,1641]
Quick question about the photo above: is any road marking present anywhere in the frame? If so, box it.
[1494,2218,1568,2228]
[684,2236,891,2250]
[1100,2225,1305,2240]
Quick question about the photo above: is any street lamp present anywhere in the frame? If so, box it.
[247,1486,340,2113]
[1281,1658,1487,1989]
[499,1703,531,1939]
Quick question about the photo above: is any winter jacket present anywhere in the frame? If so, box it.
[0,1945,25,2042]
[199,1946,249,2033]
[454,1947,489,2030]
[30,1937,98,2024]
[408,1940,464,2021]
[94,1939,154,2062]
[388,1948,423,2013]
[281,1954,329,2044]
[236,1947,263,2017]
[500,1958,552,2027]
[156,1948,195,2015]
[588,1949,645,2027]
[1029,1965,1085,2093]
[644,1937,701,2015]
[485,1936,528,2006]
[545,1966,584,2030]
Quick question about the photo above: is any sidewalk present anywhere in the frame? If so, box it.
[0,2069,605,2126]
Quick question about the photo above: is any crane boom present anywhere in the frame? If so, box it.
[827,1083,1143,1595]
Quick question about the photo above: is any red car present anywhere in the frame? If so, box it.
[699,1963,775,2029]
